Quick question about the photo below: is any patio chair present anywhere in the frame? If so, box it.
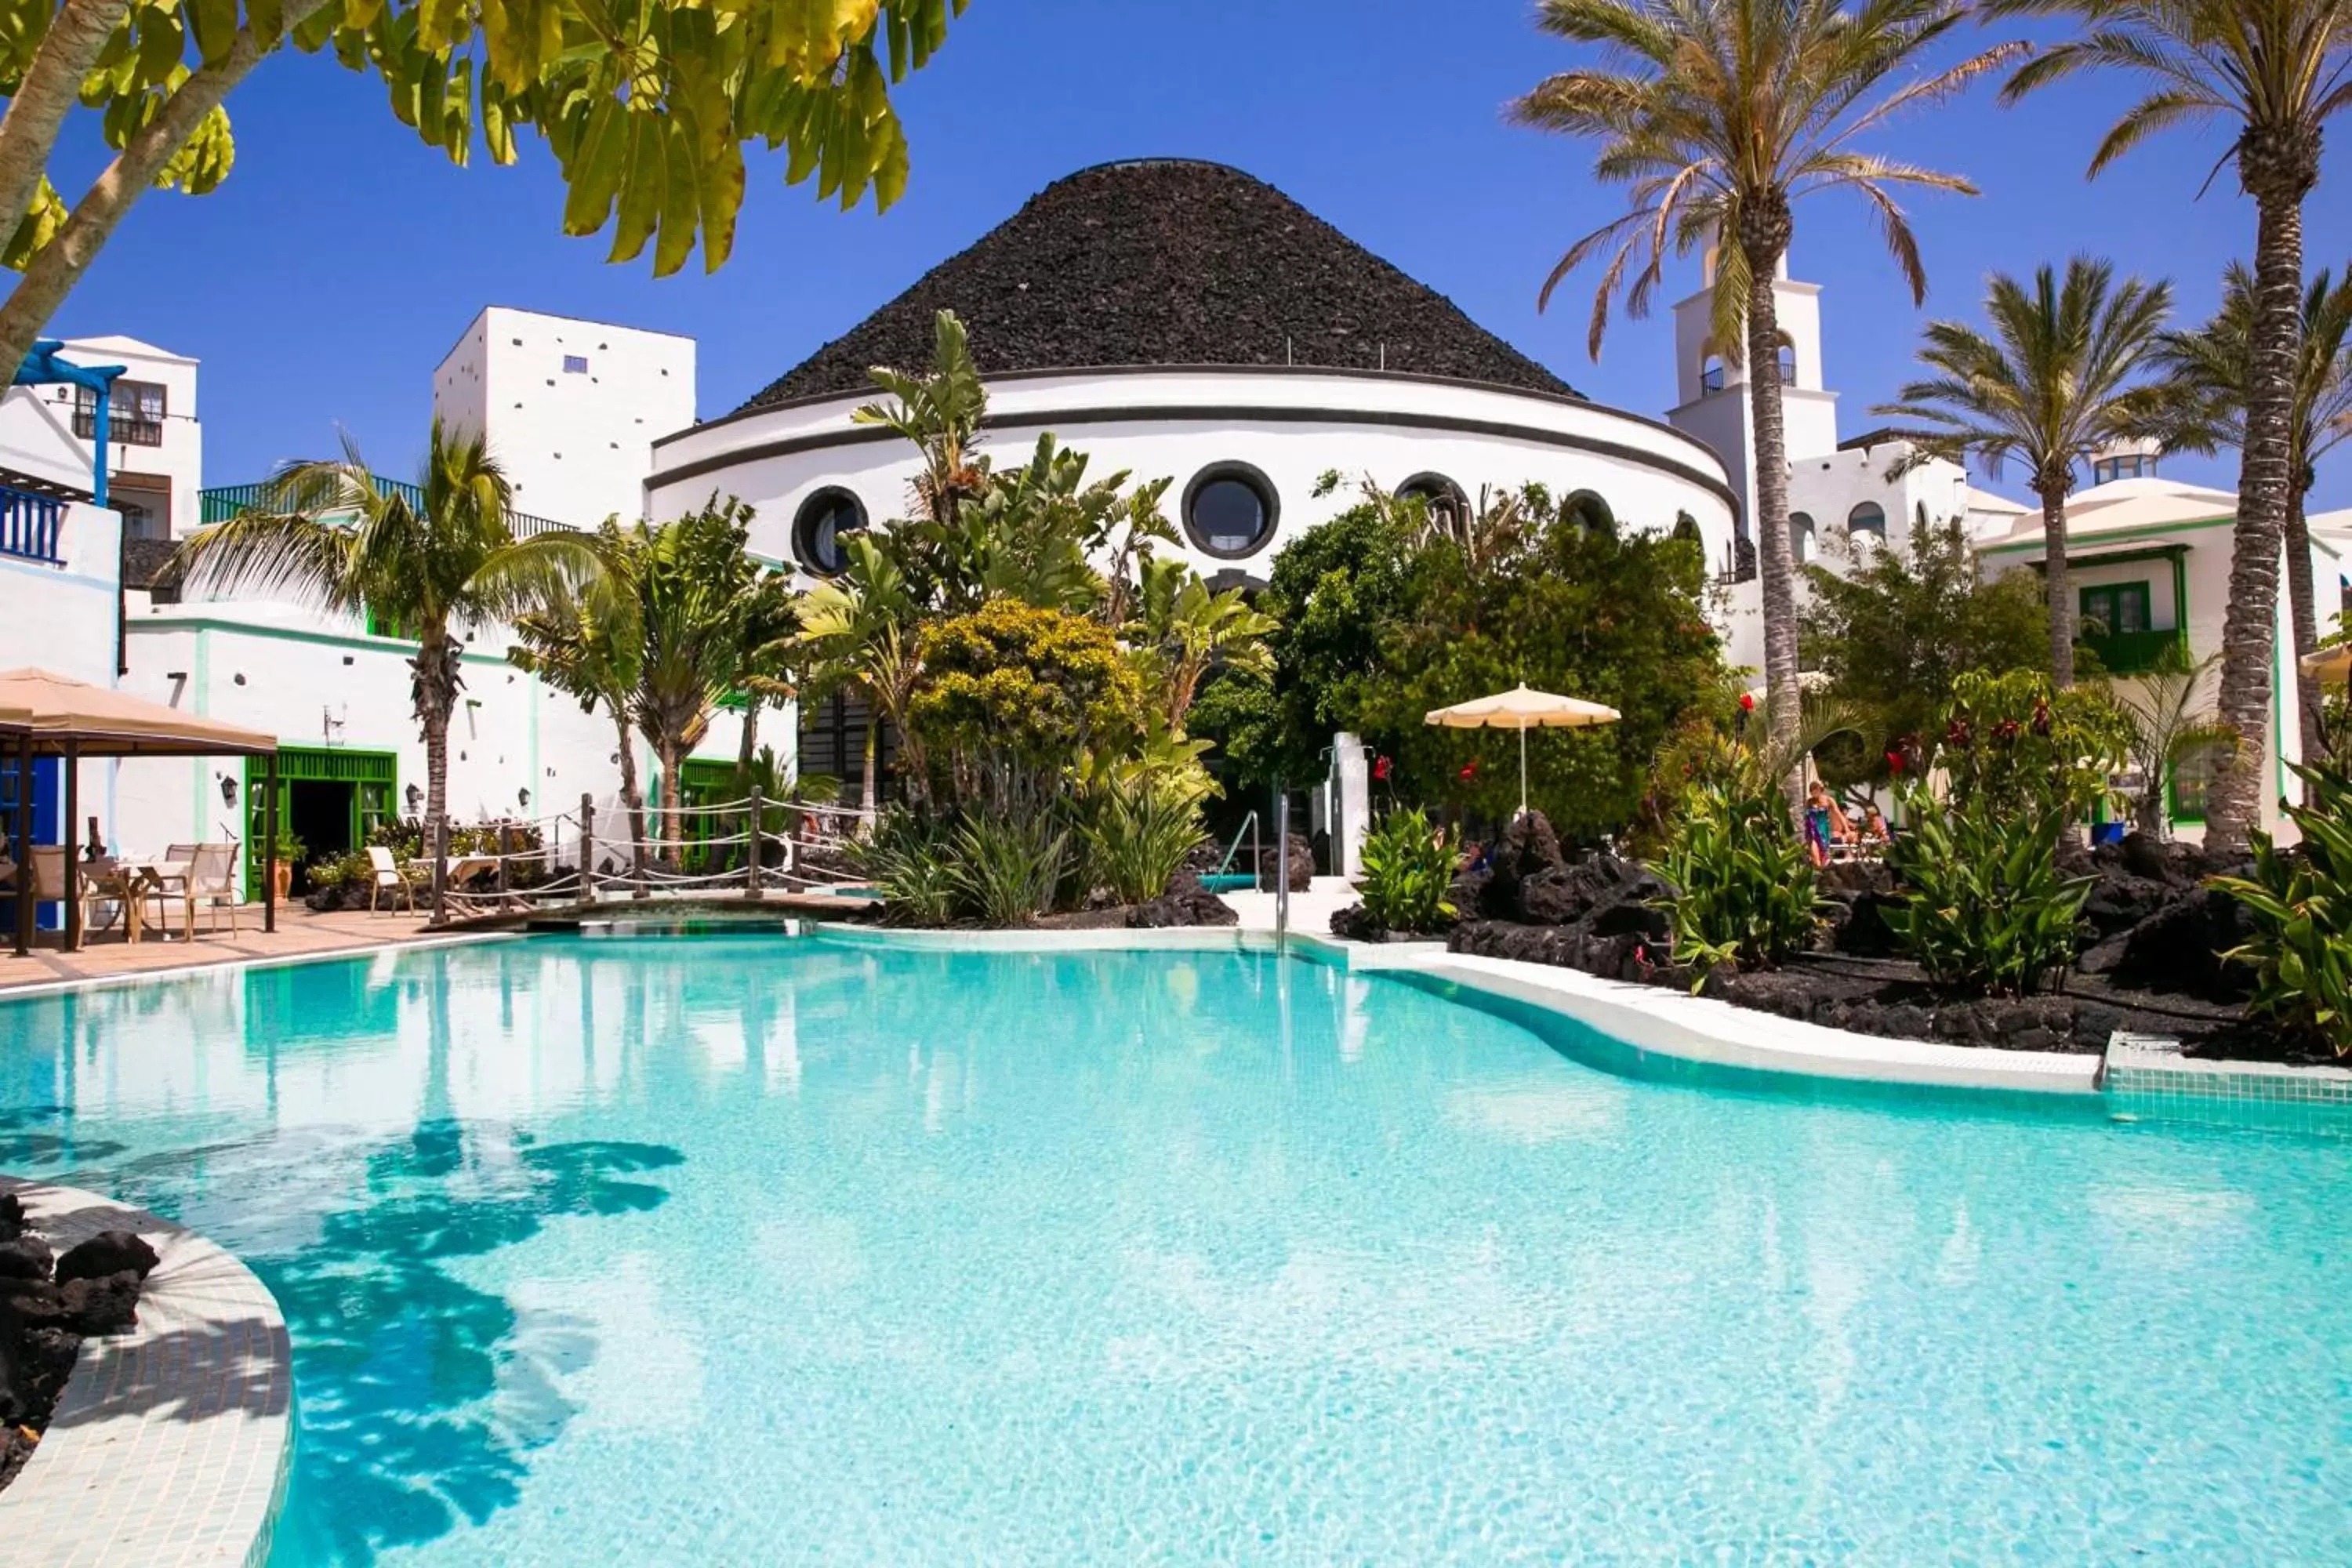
[28,846,115,939]
[366,846,416,914]
[180,843,241,936]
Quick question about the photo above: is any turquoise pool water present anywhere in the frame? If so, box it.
[2,936,2346,1563]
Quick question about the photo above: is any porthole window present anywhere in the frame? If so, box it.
[792,488,866,576]
[1396,472,1468,528]
[1183,462,1279,559]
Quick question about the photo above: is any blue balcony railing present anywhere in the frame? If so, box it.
[199,478,579,538]
[0,484,64,564]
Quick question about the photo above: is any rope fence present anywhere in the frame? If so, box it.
[406,788,871,920]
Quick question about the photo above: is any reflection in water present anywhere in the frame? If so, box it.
[0,937,2345,1564]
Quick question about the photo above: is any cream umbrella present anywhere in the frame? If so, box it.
[1425,683,1621,819]
[2300,644,2351,682]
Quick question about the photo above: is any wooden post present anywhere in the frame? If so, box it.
[746,788,764,901]
[262,752,279,935]
[62,739,79,951]
[579,792,595,906]
[430,813,448,927]
[631,805,648,901]
[11,730,31,956]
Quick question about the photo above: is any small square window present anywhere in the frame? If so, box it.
[563,355,589,374]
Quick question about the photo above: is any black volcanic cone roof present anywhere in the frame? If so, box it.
[736,159,1577,411]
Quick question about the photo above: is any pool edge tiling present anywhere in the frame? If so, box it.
[0,1177,293,1568]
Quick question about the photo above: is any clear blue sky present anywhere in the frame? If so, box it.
[42,0,2352,510]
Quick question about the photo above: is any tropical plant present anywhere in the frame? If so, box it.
[510,564,651,856]
[1512,0,2020,778]
[605,498,772,821]
[853,307,991,539]
[1885,791,2092,996]
[1127,557,1279,731]
[853,809,958,927]
[909,600,1145,816]
[947,811,1068,927]
[1080,773,1206,906]
[2102,642,2237,838]
[2145,263,2352,764]
[1990,0,2352,851]
[1799,517,2056,786]
[0,0,972,382]
[1356,808,1459,934]
[175,422,601,895]
[1655,745,1827,978]
[2212,759,2352,1057]
[1927,668,2132,822]
[797,534,924,815]
[1875,257,2173,688]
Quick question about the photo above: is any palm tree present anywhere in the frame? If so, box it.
[1989,0,2352,850]
[1511,0,2020,783]
[2103,642,2238,838]
[175,420,600,873]
[509,558,650,869]
[2146,262,2352,765]
[618,499,768,823]
[797,535,924,816]
[1876,258,2174,688]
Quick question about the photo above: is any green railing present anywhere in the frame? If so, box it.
[2083,627,2183,676]
[199,478,578,538]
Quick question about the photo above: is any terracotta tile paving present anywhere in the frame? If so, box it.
[0,906,445,993]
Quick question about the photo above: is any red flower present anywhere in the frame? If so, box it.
[1459,761,1478,782]
[1738,691,1756,713]
[1373,754,1392,782]
[1886,750,1906,775]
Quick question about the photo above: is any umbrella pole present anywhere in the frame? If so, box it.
[1518,725,1528,820]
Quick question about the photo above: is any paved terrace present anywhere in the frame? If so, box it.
[0,906,442,993]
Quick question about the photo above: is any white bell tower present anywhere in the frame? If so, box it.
[1666,245,1841,564]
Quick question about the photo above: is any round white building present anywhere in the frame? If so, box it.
[647,160,1738,585]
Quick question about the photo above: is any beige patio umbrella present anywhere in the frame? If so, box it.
[1425,683,1621,819]
[2300,644,2351,682]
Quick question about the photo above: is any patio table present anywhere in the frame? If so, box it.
[107,858,191,943]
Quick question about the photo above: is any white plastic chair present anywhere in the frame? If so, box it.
[367,846,415,914]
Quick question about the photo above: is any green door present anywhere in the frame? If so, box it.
[245,747,399,898]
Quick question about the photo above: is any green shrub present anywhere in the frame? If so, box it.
[1080,776,1205,905]
[1356,808,1457,933]
[949,812,1069,927]
[2212,760,2352,1058]
[852,811,960,927]
[1885,792,2091,996]
[1657,773,1825,978]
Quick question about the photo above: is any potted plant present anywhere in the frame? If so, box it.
[269,830,305,904]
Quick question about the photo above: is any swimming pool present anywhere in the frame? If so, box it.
[2,935,2345,1562]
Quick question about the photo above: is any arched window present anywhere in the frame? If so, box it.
[1183,462,1279,558]
[1564,490,1617,535]
[1789,511,1817,563]
[1847,501,1887,540]
[1671,511,1701,543]
[792,487,866,576]
[1396,472,1467,524]
[1700,354,1726,393]
[1777,344,1798,383]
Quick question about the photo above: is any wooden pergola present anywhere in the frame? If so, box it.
[1,669,279,956]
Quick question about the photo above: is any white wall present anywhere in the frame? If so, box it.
[0,336,204,539]
[0,499,122,684]
[648,367,1740,583]
[437,307,696,528]
[107,601,781,880]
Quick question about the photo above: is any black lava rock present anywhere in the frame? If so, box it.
[2081,873,2174,938]
[740,160,1579,410]
[1257,833,1314,894]
[0,1237,53,1283]
[2112,886,2257,1003]
[0,1194,23,1243]
[58,1272,141,1337]
[1479,811,1570,920]
[53,1231,160,1287]
[1126,873,1238,929]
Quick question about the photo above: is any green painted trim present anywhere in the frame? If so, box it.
[1983,515,2234,556]
[2079,579,2153,631]
[2171,551,2188,641]
[135,613,519,666]
[2022,543,2190,571]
